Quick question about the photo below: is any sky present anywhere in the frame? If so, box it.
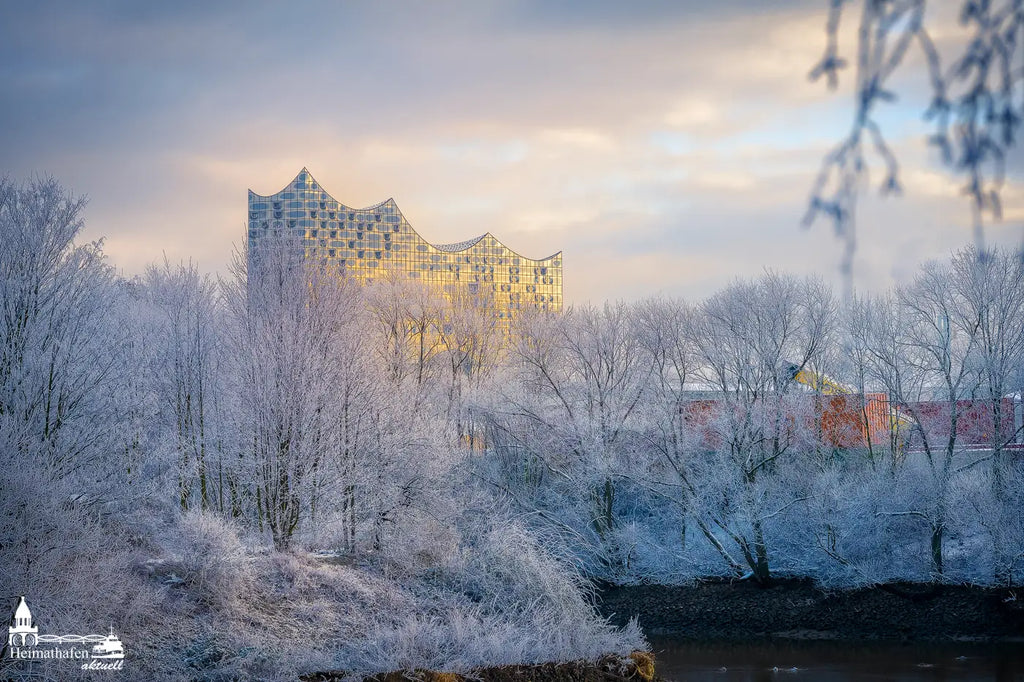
[2,0,1022,304]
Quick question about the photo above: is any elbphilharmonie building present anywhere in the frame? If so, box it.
[248,169,563,317]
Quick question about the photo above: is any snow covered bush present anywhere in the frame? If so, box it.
[167,510,257,612]
[337,517,647,675]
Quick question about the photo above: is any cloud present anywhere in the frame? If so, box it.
[3,0,1018,303]
[664,96,723,130]
[536,128,617,153]
[692,170,758,192]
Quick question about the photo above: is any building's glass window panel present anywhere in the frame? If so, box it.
[249,168,563,320]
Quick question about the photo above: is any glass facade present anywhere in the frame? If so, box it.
[248,169,563,318]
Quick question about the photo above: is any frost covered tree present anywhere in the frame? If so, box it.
[632,297,698,547]
[435,286,503,437]
[365,271,445,393]
[853,259,984,578]
[222,240,362,549]
[474,303,651,572]
[139,259,224,512]
[0,177,122,479]
[844,292,921,463]
[688,272,836,583]
[0,178,162,678]
[537,304,646,542]
[219,244,448,554]
[949,245,1024,582]
[951,246,1024,464]
[901,260,982,577]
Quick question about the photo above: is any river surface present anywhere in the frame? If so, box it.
[648,638,1024,681]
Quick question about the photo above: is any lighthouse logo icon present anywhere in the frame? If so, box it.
[7,596,38,647]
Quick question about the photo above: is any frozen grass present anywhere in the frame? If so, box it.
[8,511,645,681]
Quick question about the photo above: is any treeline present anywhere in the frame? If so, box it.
[478,258,1024,587]
[2,176,1023,673]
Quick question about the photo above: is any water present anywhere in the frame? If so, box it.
[648,638,1024,681]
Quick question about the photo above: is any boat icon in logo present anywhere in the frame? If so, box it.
[90,628,125,660]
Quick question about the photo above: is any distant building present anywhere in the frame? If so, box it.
[247,169,563,318]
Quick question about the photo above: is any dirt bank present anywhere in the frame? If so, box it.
[596,579,1024,641]
[303,652,661,682]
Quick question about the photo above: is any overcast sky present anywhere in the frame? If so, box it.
[2,1,1022,303]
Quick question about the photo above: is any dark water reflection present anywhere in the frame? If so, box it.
[648,637,1024,682]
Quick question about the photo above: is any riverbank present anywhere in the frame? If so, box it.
[596,579,1024,641]
[302,652,660,682]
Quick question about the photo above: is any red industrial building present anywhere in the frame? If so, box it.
[679,390,1023,454]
